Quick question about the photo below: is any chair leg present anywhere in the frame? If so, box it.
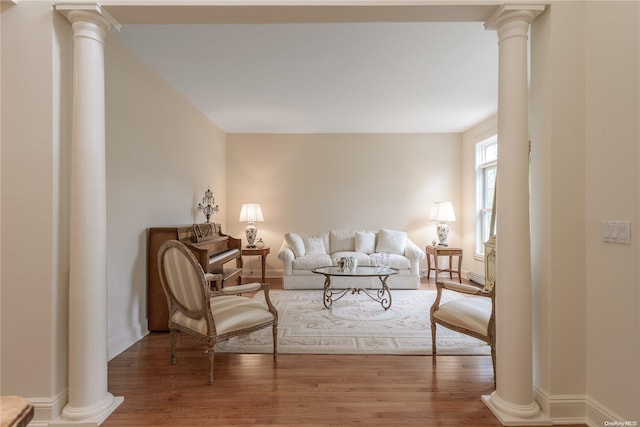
[170,329,177,365]
[431,322,437,357]
[491,343,496,387]
[208,345,215,385]
[272,324,278,360]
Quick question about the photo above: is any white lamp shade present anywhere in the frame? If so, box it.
[431,201,456,222]
[239,203,264,223]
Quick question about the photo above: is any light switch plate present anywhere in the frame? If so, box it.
[603,220,631,244]
[616,221,631,244]
[602,221,612,242]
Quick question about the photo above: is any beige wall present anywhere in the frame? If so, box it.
[1,2,72,419]
[531,1,639,423]
[583,1,638,421]
[104,36,227,357]
[226,133,462,277]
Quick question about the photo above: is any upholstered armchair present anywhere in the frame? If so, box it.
[430,234,496,383]
[157,240,278,385]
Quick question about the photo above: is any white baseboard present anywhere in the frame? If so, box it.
[534,387,587,424]
[585,396,634,427]
[28,390,67,426]
[534,387,634,426]
[468,270,485,285]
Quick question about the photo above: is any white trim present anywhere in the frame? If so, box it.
[475,135,497,254]
[482,392,552,426]
[27,390,68,426]
[534,387,586,425]
[468,270,485,285]
[533,387,635,427]
[585,396,632,427]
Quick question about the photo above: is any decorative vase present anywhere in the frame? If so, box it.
[255,238,265,249]
[348,257,358,272]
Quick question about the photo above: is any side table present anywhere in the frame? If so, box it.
[426,245,463,283]
[241,247,270,283]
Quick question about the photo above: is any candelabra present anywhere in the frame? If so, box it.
[197,188,219,223]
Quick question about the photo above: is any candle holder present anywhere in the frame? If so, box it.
[197,188,219,223]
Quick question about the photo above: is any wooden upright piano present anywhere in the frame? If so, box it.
[147,223,243,331]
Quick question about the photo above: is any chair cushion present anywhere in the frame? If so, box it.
[211,296,274,335]
[433,297,492,336]
[171,295,274,336]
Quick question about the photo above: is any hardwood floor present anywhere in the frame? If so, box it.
[103,278,584,426]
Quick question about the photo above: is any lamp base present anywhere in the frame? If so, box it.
[245,245,256,249]
[437,222,450,247]
[245,223,257,248]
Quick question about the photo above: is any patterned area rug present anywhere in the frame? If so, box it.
[215,290,490,355]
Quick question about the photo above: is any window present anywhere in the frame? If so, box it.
[476,135,497,256]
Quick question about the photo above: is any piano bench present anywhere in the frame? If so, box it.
[206,268,242,290]
[205,273,224,290]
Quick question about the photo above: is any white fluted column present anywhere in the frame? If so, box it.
[54,4,123,426]
[483,5,551,426]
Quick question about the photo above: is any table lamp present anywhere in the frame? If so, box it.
[239,203,264,248]
[431,201,456,246]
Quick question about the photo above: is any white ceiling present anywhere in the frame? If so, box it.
[113,9,499,134]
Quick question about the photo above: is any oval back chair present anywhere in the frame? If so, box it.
[157,239,278,384]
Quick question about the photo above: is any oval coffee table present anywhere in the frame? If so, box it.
[312,266,399,310]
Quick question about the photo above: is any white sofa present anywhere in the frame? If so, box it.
[277,229,425,290]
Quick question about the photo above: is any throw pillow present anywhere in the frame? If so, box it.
[304,236,327,256]
[285,232,305,257]
[355,231,376,254]
[330,230,356,253]
[376,229,407,255]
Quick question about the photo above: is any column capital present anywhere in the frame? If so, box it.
[56,3,121,36]
[485,4,546,36]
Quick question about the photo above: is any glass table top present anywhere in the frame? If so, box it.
[312,266,399,277]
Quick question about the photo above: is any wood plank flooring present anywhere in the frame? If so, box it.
[103,278,584,426]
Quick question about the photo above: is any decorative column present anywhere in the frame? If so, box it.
[54,4,123,425]
[483,5,550,426]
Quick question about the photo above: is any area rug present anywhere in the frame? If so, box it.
[215,290,491,355]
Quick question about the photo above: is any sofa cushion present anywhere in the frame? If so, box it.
[376,229,407,255]
[331,251,372,266]
[293,254,332,270]
[285,232,305,257]
[355,231,376,254]
[388,253,411,269]
[304,236,327,256]
[330,230,356,253]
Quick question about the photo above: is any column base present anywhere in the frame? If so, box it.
[50,394,123,426]
[482,392,551,426]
